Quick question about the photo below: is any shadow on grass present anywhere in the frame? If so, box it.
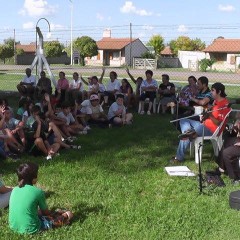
[72,202,104,223]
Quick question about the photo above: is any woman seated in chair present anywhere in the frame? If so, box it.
[158,74,176,114]
[139,70,158,115]
[119,78,134,109]
[170,82,230,163]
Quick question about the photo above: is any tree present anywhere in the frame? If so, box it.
[170,36,206,56]
[190,38,206,51]
[16,48,25,56]
[73,36,98,66]
[147,35,165,56]
[0,38,16,63]
[199,58,215,72]
[44,41,64,58]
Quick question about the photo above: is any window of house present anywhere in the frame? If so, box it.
[212,53,227,62]
[112,51,120,59]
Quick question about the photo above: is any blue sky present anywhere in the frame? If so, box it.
[0,0,239,46]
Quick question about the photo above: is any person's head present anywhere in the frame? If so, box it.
[17,162,39,188]
[136,77,143,85]
[31,105,41,117]
[116,94,124,105]
[25,68,31,77]
[59,71,65,80]
[90,94,99,107]
[197,76,208,91]
[162,74,169,84]
[92,76,98,85]
[3,107,11,120]
[40,71,46,78]
[18,97,28,108]
[145,70,153,80]
[61,102,71,115]
[110,71,117,81]
[121,78,130,87]
[73,72,79,80]
[211,82,227,99]
[188,76,197,86]
[0,98,9,107]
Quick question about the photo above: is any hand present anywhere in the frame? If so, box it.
[234,142,240,147]
[11,129,17,135]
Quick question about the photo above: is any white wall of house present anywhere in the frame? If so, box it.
[178,51,206,69]
[211,53,240,71]
[85,50,103,66]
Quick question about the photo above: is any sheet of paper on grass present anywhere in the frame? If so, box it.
[165,166,195,177]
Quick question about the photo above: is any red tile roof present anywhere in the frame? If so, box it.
[97,38,137,50]
[161,46,173,55]
[203,39,240,53]
[16,44,36,53]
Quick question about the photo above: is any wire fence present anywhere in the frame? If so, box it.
[0,23,240,98]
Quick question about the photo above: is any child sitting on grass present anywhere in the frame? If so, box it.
[9,162,73,234]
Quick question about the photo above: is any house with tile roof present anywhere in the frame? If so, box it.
[85,29,148,66]
[203,38,240,71]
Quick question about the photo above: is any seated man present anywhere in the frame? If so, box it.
[56,71,69,104]
[139,70,158,115]
[170,82,230,163]
[104,71,121,106]
[17,68,36,99]
[158,74,176,114]
[35,71,52,100]
[66,72,84,103]
[108,94,133,126]
[215,118,240,185]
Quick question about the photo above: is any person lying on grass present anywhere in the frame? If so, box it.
[9,162,73,234]
[170,82,230,163]
[108,94,133,126]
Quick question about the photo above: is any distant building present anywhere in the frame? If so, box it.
[203,38,240,71]
[85,29,148,66]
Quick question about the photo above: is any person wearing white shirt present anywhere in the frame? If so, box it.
[139,70,158,115]
[103,71,121,106]
[108,94,133,126]
[17,68,36,99]
[66,72,85,103]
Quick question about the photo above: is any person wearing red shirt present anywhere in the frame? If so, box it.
[171,82,230,163]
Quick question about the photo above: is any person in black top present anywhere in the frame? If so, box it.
[158,74,176,113]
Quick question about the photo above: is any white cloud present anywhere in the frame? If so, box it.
[19,0,57,17]
[23,21,34,29]
[96,13,104,21]
[120,1,152,16]
[218,4,235,12]
[177,25,188,33]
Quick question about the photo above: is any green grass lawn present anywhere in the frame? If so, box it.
[1,113,240,240]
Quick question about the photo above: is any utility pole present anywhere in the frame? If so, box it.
[69,0,73,65]
[129,23,132,67]
[13,29,16,64]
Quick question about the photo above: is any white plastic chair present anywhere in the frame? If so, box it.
[193,109,231,164]
[138,98,157,114]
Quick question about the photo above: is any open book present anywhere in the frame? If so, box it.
[165,166,195,177]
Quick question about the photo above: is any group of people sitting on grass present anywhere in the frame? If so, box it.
[1,67,240,235]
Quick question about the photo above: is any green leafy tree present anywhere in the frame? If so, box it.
[170,36,206,56]
[199,58,215,72]
[147,35,165,56]
[16,48,25,56]
[44,41,64,58]
[190,38,206,51]
[141,51,155,59]
[73,36,98,66]
[0,45,13,63]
